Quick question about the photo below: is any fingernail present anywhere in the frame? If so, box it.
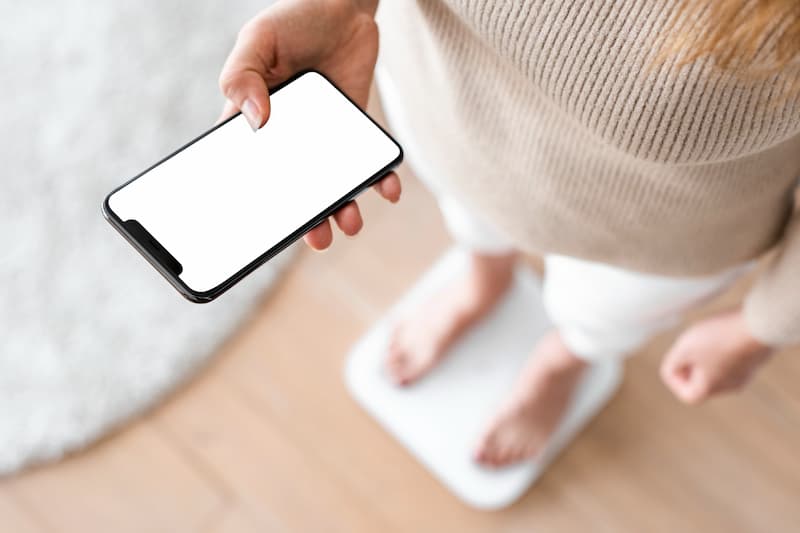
[241,99,261,131]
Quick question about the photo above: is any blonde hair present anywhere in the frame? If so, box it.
[663,0,800,76]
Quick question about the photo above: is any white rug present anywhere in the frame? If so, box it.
[0,0,289,475]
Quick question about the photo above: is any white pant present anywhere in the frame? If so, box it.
[376,68,750,361]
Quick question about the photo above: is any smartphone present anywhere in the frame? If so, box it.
[103,70,403,303]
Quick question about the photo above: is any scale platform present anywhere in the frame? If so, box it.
[345,249,623,509]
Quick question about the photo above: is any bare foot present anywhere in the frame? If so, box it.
[475,331,587,468]
[385,252,516,386]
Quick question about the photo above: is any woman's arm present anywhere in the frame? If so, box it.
[660,195,800,404]
[744,205,800,345]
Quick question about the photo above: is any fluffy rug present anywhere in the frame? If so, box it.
[0,0,290,474]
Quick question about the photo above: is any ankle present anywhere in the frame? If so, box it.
[527,333,588,380]
[467,252,516,294]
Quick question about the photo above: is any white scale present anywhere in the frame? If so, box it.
[345,249,623,509]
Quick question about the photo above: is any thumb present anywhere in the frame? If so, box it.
[660,352,709,405]
[218,26,272,131]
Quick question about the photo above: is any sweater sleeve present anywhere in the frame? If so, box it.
[743,202,800,346]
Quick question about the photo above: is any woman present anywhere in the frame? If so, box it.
[218,0,800,467]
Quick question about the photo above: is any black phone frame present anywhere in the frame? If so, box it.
[102,70,403,303]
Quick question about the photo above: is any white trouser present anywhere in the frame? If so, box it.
[376,68,750,361]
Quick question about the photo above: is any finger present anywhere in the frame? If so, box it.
[332,201,363,236]
[671,366,710,404]
[303,219,333,250]
[372,172,401,203]
[659,345,690,386]
[661,361,692,400]
[218,23,274,130]
[660,347,709,404]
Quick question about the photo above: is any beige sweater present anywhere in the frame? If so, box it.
[377,0,800,346]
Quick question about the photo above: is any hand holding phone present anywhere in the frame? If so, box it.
[104,71,402,302]
[217,0,396,250]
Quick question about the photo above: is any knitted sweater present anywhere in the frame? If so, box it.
[377,0,800,345]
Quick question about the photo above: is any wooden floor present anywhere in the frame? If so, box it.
[3,108,800,533]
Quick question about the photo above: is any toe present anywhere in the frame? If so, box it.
[495,445,514,468]
[502,446,520,466]
[402,355,434,386]
[385,347,408,384]
[474,438,492,465]
[476,433,506,467]
[385,328,419,386]
[483,449,499,467]
[394,360,417,387]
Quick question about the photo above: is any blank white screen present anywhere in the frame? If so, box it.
[108,72,401,293]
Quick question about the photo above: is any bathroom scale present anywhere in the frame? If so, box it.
[345,248,623,510]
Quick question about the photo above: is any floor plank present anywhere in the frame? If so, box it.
[5,420,227,533]
[155,375,395,533]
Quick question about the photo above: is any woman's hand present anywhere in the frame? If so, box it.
[660,308,773,404]
[218,0,400,250]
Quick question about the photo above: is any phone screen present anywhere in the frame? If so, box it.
[105,71,402,300]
